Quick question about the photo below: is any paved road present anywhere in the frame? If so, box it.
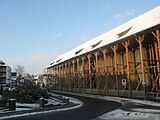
[4,93,121,120]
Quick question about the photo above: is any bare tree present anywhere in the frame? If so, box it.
[14,65,25,79]
[43,68,48,74]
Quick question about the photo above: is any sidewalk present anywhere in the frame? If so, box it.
[97,96,160,120]
[54,90,160,107]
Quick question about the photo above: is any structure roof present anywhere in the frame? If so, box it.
[48,6,160,68]
[0,60,5,65]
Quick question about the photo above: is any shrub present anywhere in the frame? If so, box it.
[2,80,49,103]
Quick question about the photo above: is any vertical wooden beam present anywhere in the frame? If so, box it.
[59,65,62,90]
[73,60,75,89]
[81,56,86,93]
[66,62,69,91]
[57,65,59,77]
[61,64,64,90]
[57,65,60,90]
[154,42,159,91]
[94,51,99,89]
[72,60,75,76]
[71,60,74,91]
[52,67,54,76]
[152,30,160,59]
[122,40,132,97]
[68,61,72,92]
[87,54,92,94]
[64,63,66,90]
[54,66,56,89]
[59,64,62,78]
[62,64,65,89]
[152,30,160,89]
[76,58,80,89]
[111,45,119,96]
[55,66,58,89]
[151,45,156,79]
[58,65,60,90]
[135,35,146,99]
[102,48,108,94]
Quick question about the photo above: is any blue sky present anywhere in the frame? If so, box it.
[0,0,159,74]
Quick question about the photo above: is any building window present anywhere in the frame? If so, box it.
[56,58,62,63]
[117,27,132,38]
[91,40,103,49]
[75,48,83,55]
[50,62,55,65]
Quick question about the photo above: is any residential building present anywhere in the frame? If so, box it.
[0,60,12,91]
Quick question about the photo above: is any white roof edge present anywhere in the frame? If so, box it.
[49,6,160,67]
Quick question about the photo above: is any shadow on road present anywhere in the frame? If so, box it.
[3,91,121,120]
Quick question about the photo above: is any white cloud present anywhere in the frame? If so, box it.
[126,9,135,16]
[113,9,135,19]
[55,33,63,37]
[113,13,123,19]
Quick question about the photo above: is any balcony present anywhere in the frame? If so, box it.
[0,76,6,78]
[0,70,6,72]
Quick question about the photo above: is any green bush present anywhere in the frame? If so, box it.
[2,80,49,103]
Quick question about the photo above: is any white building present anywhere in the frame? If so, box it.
[0,60,13,91]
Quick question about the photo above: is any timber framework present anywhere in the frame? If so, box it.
[47,6,160,100]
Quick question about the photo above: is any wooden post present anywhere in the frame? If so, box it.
[122,40,132,97]
[111,45,119,96]
[56,66,58,90]
[59,65,62,90]
[71,60,75,91]
[69,61,72,92]
[54,66,57,89]
[61,65,63,90]
[66,62,70,91]
[63,64,65,89]
[82,56,86,93]
[64,62,67,90]
[152,30,160,59]
[94,51,99,89]
[61,64,63,90]
[55,66,58,89]
[152,30,160,89]
[72,60,75,76]
[154,42,159,91]
[57,65,60,90]
[76,58,80,90]
[87,54,92,94]
[102,48,108,95]
[135,35,146,99]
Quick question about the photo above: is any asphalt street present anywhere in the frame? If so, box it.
[4,93,121,120]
